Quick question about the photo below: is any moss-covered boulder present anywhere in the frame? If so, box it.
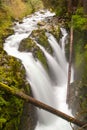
[37,16,61,41]
[31,29,53,53]
[19,36,48,70]
[0,52,25,87]
[0,51,30,130]
[18,37,36,52]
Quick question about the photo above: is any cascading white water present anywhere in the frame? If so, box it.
[4,10,74,130]
[35,40,67,85]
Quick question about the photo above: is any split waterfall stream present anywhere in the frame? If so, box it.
[4,10,74,130]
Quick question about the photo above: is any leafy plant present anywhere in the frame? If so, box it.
[72,15,87,30]
[72,7,87,30]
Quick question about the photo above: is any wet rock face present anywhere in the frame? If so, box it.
[0,52,28,130]
[18,36,49,71]
[19,102,37,130]
[18,37,38,52]
[37,16,61,40]
[68,81,82,116]
[19,90,37,130]
[69,81,87,122]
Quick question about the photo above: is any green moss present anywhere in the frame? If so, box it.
[19,37,48,70]
[4,118,19,130]
[0,53,25,87]
[42,0,67,16]
[0,92,24,130]
[72,15,87,30]
[0,96,8,106]
[74,44,84,68]
[82,50,87,84]
[26,0,44,13]
[70,81,87,122]
[50,26,60,41]
[0,0,44,47]
[0,118,6,129]
[35,48,48,69]
[0,7,13,45]
[73,30,87,82]
[79,83,87,121]
[72,7,87,30]
[0,52,29,130]
[19,38,36,52]
[73,30,87,121]
[0,1,44,130]
[32,29,53,54]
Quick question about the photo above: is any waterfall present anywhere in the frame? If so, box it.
[35,40,67,86]
[4,10,73,130]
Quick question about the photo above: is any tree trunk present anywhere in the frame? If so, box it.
[83,0,87,15]
[67,0,72,15]
[0,82,86,128]
[67,21,73,103]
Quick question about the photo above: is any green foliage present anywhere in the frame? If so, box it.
[0,6,12,44]
[0,52,27,130]
[79,84,87,121]
[72,8,87,30]
[82,50,87,84]
[0,54,25,87]
[0,1,44,129]
[74,43,84,67]
[72,15,87,30]
[0,118,6,129]
[73,30,87,121]
[75,7,84,15]
[42,0,67,16]
[0,0,44,45]
[73,30,87,81]
[0,94,23,130]
[0,96,8,106]
[28,0,44,11]
[1,0,87,128]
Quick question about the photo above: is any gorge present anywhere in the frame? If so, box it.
[3,10,74,130]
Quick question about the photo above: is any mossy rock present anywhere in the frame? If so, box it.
[37,16,61,41]
[31,29,53,54]
[0,52,25,88]
[19,37,36,52]
[49,25,60,41]
[37,21,46,26]
[0,51,30,130]
[19,37,48,70]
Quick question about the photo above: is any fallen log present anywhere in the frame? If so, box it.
[0,82,86,128]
